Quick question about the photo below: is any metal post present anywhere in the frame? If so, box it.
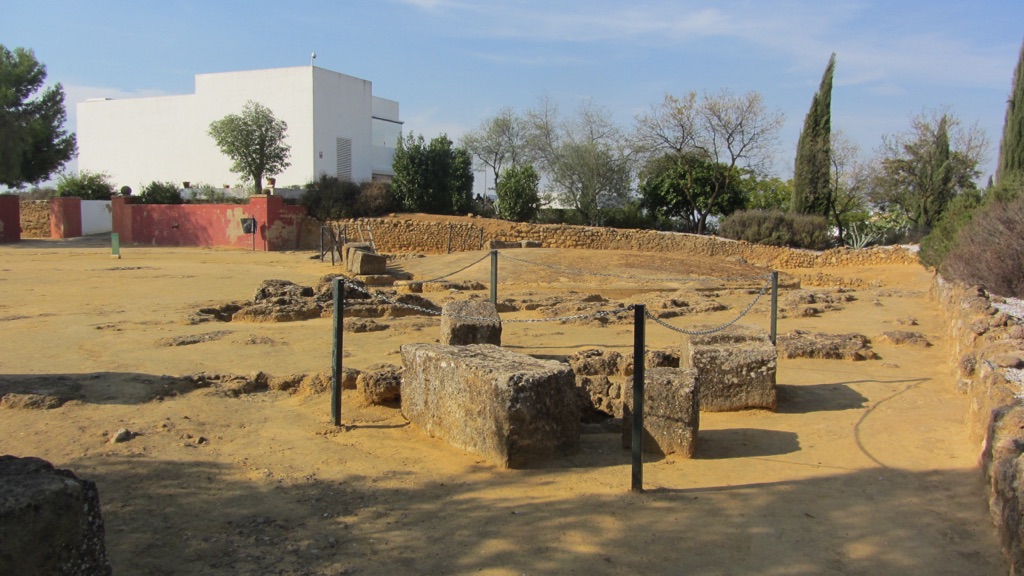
[320,226,325,262]
[770,271,779,345]
[631,304,645,493]
[447,223,453,254]
[479,228,484,250]
[110,233,120,259]
[490,250,498,304]
[332,278,344,426]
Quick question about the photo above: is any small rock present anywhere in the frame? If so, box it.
[109,429,133,443]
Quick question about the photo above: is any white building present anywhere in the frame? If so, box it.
[77,66,402,192]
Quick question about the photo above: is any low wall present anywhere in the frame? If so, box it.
[933,277,1024,570]
[81,200,113,235]
[333,216,919,269]
[19,200,49,238]
[0,195,19,243]
[50,197,82,239]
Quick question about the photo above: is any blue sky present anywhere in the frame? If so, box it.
[4,0,1022,188]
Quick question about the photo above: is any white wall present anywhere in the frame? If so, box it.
[80,200,112,235]
[77,66,398,192]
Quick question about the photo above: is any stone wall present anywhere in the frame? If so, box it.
[19,199,50,239]
[932,277,1024,571]
[333,216,919,269]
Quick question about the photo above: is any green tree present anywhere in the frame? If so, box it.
[633,90,784,234]
[55,170,114,200]
[207,100,291,195]
[495,163,540,222]
[639,152,746,233]
[391,132,474,214]
[741,174,791,211]
[828,131,872,243]
[138,181,184,204]
[868,110,987,233]
[300,175,360,221]
[460,107,531,192]
[997,39,1024,185]
[792,53,835,216]
[0,45,77,188]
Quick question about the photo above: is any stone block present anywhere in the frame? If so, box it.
[401,343,580,468]
[351,250,387,275]
[0,456,112,576]
[683,323,777,411]
[622,367,700,457]
[440,300,502,345]
[356,363,403,404]
[342,241,373,264]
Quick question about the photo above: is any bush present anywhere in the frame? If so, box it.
[353,180,398,217]
[301,175,360,221]
[137,181,185,204]
[186,183,246,204]
[56,171,115,200]
[918,190,983,268]
[719,209,831,250]
[941,194,1024,298]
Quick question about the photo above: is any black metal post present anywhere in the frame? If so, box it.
[770,271,779,345]
[320,226,325,262]
[490,250,498,304]
[332,278,344,426]
[632,304,645,493]
[447,223,453,254]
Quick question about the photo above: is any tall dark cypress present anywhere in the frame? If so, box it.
[792,53,836,215]
[997,39,1024,185]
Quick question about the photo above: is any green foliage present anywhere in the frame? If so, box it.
[599,200,658,230]
[137,181,184,204]
[997,39,1024,184]
[639,153,745,233]
[208,101,291,194]
[391,132,474,214]
[941,194,1024,298]
[495,163,540,222]
[918,189,983,268]
[55,171,115,200]
[719,209,831,250]
[0,45,77,188]
[353,180,398,217]
[742,175,792,211]
[460,107,531,190]
[792,53,835,216]
[186,183,245,204]
[300,174,360,221]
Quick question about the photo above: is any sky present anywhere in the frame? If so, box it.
[4,0,1022,191]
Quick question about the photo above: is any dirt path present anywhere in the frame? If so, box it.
[0,238,1006,575]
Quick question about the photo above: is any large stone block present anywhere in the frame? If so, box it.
[342,241,373,265]
[683,324,777,411]
[0,456,112,576]
[356,363,403,405]
[622,367,700,457]
[350,250,387,275]
[401,343,580,468]
[440,300,502,345]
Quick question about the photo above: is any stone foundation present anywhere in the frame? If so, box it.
[622,367,700,457]
[682,324,777,411]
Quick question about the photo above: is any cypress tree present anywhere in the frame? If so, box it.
[792,53,836,215]
[997,39,1024,185]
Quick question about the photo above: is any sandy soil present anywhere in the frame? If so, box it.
[0,235,1007,575]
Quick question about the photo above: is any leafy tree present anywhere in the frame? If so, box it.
[460,107,531,191]
[828,131,873,243]
[918,188,983,268]
[868,110,987,233]
[207,101,291,195]
[741,174,791,211]
[792,53,836,216]
[495,163,540,222]
[391,132,474,214]
[639,153,745,233]
[300,175,360,220]
[0,45,77,188]
[633,90,784,234]
[997,39,1024,185]
[138,181,184,204]
[526,98,633,225]
[55,170,115,200]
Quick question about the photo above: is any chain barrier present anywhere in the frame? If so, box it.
[496,251,771,284]
[389,252,492,288]
[643,275,772,335]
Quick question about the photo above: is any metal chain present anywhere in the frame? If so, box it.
[497,251,771,284]
[643,275,772,335]
[390,252,492,287]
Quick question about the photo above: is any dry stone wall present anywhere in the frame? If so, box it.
[19,200,49,238]
[333,216,918,269]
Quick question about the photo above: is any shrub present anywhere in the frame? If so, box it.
[56,171,115,200]
[918,190,983,268]
[353,180,398,217]
[941,194,1024,298]
[301,175,360,221]
[137,181,185,204]
[186,183,246,204]
[719,209,831,250]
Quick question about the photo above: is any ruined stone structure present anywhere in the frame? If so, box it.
[622,367,700,457]
[440,300,502,345]
[683,324,778,411]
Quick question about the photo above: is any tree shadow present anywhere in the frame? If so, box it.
[697,428,801,459]
[776,382,869,414]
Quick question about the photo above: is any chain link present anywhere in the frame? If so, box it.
[497,251,771,284]
[643,275,771,335]
[389,251,492,287]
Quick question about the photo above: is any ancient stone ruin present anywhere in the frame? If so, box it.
[440,300,502,345]
[622,367,700,457]
[0,456,112,576]
[400,343,580,468]
[682,324,778,412]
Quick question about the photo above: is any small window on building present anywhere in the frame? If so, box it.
[336,138,352,181]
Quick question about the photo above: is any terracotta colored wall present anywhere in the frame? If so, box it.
[0,195,20,243]
[110,195,314,251]
[50,197,82,239]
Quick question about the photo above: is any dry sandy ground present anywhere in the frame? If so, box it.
[0,235,1008,575]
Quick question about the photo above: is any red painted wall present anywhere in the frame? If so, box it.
[0,195,20,243]
[111,195,309,251]
[50,197,82,239]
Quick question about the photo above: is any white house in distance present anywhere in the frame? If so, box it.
[77,66,402,192]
